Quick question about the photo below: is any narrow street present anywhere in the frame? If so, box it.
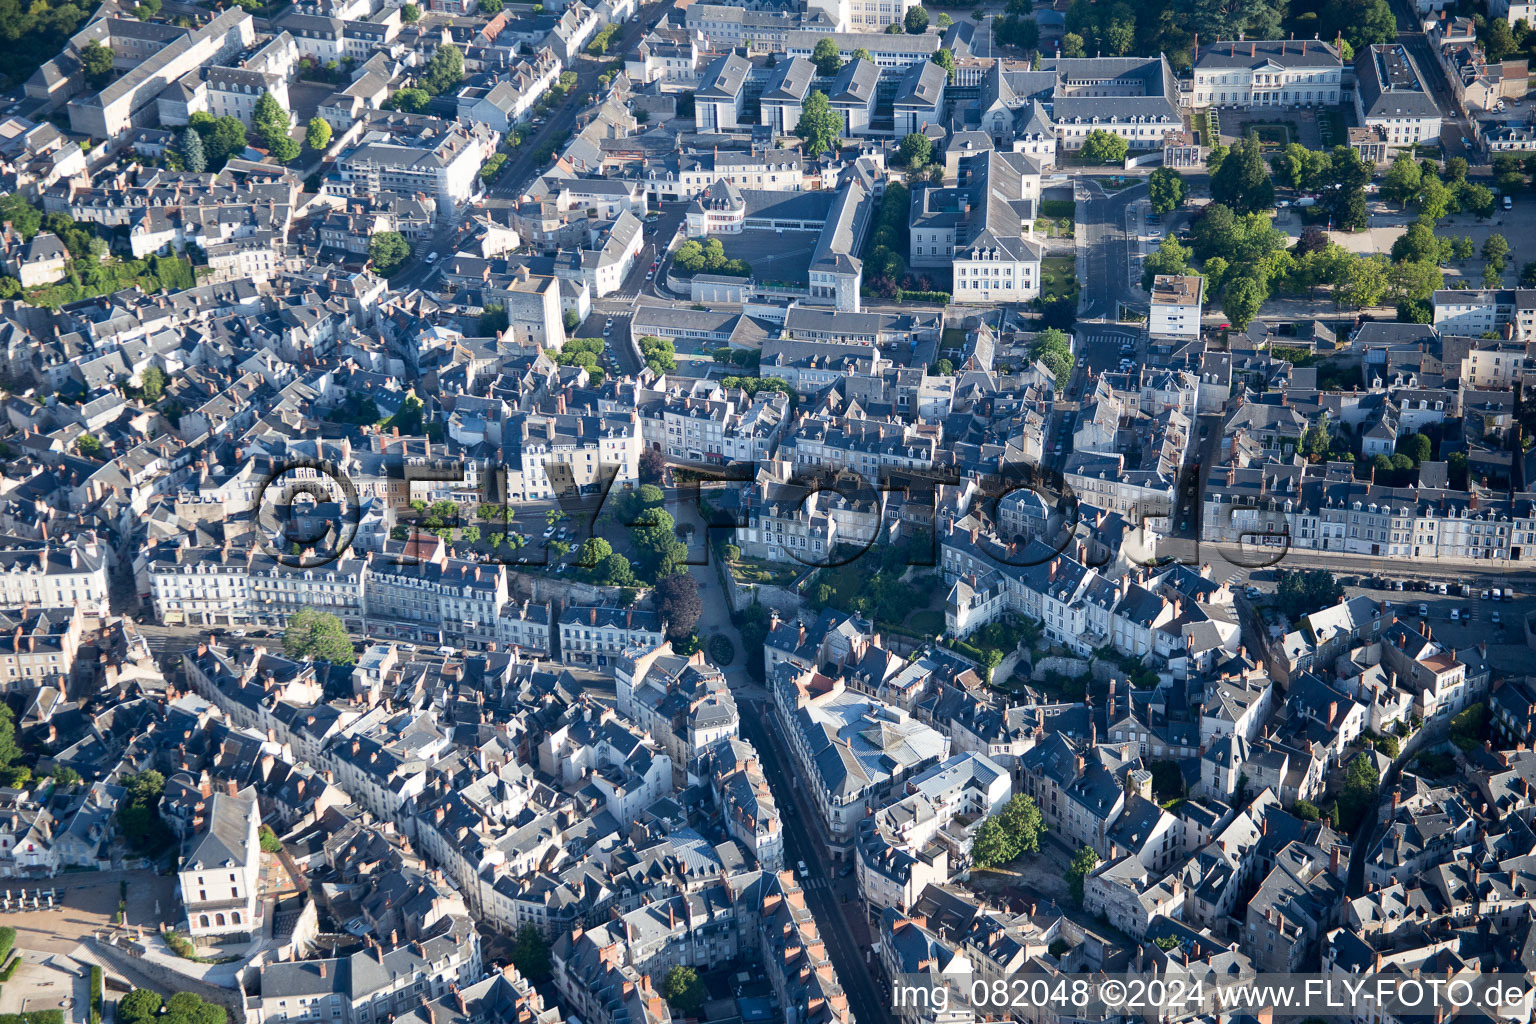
[735,698,894,1024]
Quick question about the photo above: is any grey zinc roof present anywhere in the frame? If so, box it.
[895,60,946,108]
[829,58,879,106]
[182,788,255,871]
[1195,39,1342,70]
[761,56,816,102]
[1357,44,1443,119]
[697,52,750,99]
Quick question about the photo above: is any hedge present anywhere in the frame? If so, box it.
[896,289,951,304]
[0,928,16,965]
[89,965,102,1024]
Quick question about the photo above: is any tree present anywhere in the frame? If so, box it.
[1381,154,1422,208]
[478,304,509,335]
[1336,753,1380,835]
[639,335,676,374]
[1061,31,1085,57]
[268,134,300,163]
[663,966,707,1014]
[80,40,114,88]
[577,536,612,568]
[1147,166,1187,214]
[511,925,550,982]
[1462,182,1497,218]
[1342,254,1390,309]
[1390,220,1439,264]
[305,116,332,151]
[811,36,843,75]
[598,552,636,587]
[936,11,952,27]
[655,572,701,641]
[176,127,206,174]
[258,824,283,853]
[1398,432,1432,466]
[283,609,356,665]
[639,447,665,484]
[1140,236,1191,291]
[993,13,1038,48]
[0,195,42,241]
[369,231,410,275]
[972,817,1013,868]
[401,2,420,19]
[1211,135,1273,213]
[480,0,503,11]
[252,91,292,150]
[1484,233,1511,272]
[904,5,928,31]
[898,132,932,168]
[998,793,1044,855]
[1487,17,1518,59]
[794,91,842,158]
[931,46,956,82]
[1066,846,1099,904]
[1028,328,1074,382]
[1222,274,1265,330]
[389,87,430,113]
[423,43,464,94]
[1080,129,1128,165]
[117,770,167,850]
[1388,259,1442,304]
[75,434,103,458]
[119,991,164,1024]
[140,366,166,403]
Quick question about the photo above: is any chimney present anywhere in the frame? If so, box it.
[226,779,238,797]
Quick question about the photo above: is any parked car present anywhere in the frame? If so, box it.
[1481,589,1491,600]
[1418,603,1429,617]
[1451,608,1460,621]
[1506,194,1515,210]
[1493,588,1503,601]
[1438,583,1448,594]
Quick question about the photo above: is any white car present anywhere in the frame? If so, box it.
[425,252,438,264]
[797,861,809,878]
[1451,608,1460,621]
[436,645,455,656]
[603,318,614,335]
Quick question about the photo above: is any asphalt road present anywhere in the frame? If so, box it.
[1076,178,1148,321]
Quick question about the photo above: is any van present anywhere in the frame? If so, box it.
[1505,195,1515,211]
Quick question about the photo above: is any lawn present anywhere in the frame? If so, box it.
[1317,109,1346,148]
[1040,256,1079,303]
[1190,109,1212,147]
[728,557,799,587]
[1249,123,1294,148]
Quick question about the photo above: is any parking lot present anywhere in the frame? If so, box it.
[1253,568,1536,659]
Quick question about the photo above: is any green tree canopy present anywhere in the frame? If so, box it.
[1080,129,1128,165]
[305,116,332,151]
[283,609,356,665]
[794,90,842,158]
[1148,166,1187,213]
[663,966,706,1014]
[811,36,842,74]
[368,231,410,275]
